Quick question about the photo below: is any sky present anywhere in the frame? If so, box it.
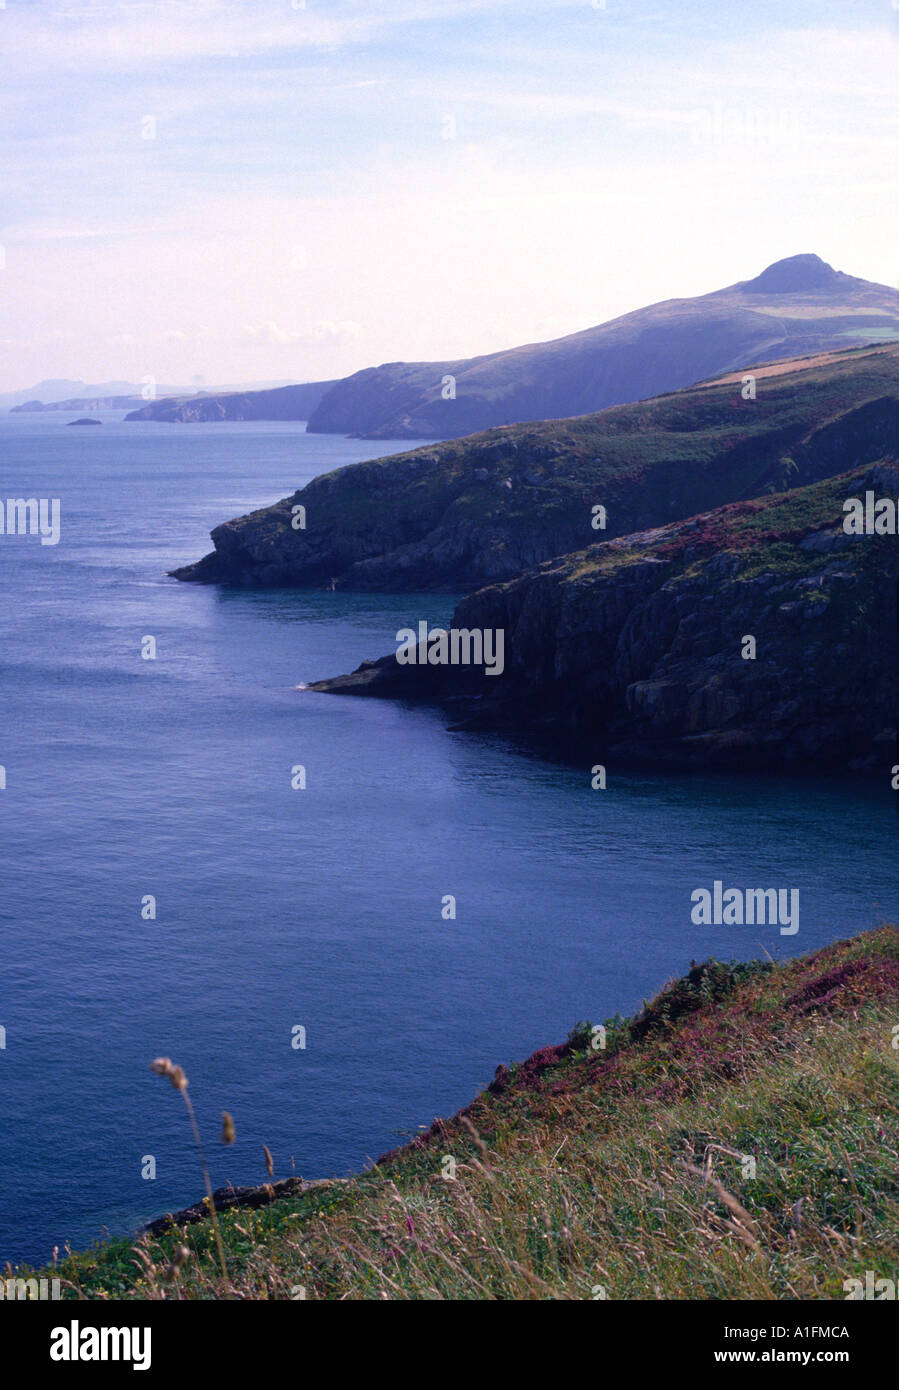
[0,0,896,392]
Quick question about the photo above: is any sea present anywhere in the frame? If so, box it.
[0,410,896,1267]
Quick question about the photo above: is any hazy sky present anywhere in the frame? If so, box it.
[1,0,896,391]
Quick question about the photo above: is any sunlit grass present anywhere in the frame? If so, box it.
[33,927,899,1300]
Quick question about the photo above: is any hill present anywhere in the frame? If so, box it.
[304,254,899,439]
[37,926,899,1299]
[7,384,194,412]
[0,378,161,411]
[171,342,899,592]
[13,394,148,413]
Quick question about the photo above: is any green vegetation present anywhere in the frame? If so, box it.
[33,927,899,1300]
[556,464,893,589]
[174,342,899,591]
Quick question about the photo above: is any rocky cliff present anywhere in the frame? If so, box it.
[308,462,899,775]
[171,344,899,592]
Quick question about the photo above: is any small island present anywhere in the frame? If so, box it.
[66,417,102,426]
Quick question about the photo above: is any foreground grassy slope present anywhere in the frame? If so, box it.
[42,927,899,1299]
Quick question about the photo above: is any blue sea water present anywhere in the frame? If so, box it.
[0,411,897,1269]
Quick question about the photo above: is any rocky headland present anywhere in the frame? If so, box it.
[308,461,899,775]
[171,344,899,593]
[126,379,338,423]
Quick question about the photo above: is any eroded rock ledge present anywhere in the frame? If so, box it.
[144,1177,344,1236]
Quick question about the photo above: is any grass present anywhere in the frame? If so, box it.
[178,343,899,590]
[27,926,899,1300]
[553,461,897,596]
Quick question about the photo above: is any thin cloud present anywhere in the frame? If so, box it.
[241,320,362,347]
[1,0,535,70]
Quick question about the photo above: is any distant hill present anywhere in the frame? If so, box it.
[2,378,297,413]
[304,255,899,439]
[3,380,191,411]
[125,380,339,423]
[13,394,150,413]
[171,342,899,593]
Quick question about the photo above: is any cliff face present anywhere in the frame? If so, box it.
[172,344,899,591]
[305,256,899,440]
[125,380,338,423]
[309,462,899,774]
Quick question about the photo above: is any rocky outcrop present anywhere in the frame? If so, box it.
[308,462,899,775]
[305,255,899,440]
[144,1176,344,1236]
[172,344,899,591]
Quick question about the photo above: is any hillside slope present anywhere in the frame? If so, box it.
[309,460,899,775]
[43,927,899,1300]
[305,254,899,439]
[172,343,899,592]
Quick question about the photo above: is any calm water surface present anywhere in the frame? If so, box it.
[0,412,896,1266]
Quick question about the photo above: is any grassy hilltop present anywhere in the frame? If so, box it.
[303,253,899,440]
[38,927,899,1300]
